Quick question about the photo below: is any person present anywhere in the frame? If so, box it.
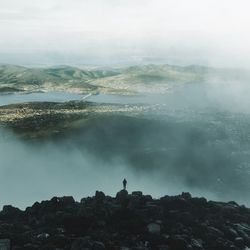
[123,178,127,190]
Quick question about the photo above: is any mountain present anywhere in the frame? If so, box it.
[89,64,206,94]
[1,64,250,95]
[0,64,119,93]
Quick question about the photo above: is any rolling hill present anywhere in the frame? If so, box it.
[1,64,250,95]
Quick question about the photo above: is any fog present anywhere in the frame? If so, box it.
[1,80,250,208]
[1,0,250,208]
[1,0,250,67]
[0,127,194,209]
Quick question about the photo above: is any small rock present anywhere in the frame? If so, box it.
[147,222,161,234]
[0,239,10,250]
[116,189,129,206]
[181,192,192,200]
[95,191,106,202]
[37,233,50,240]
[191,239,203,249]
[234,237,245,247]
[93,241,105,250]
[132,191,143,196]
[23,243,39,250]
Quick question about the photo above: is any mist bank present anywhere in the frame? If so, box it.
[0,126,187,209]
[1,76,250,208]
[1,106,250,208]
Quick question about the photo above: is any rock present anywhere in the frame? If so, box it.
[181,192,192,200]
[223,227,239,240]
[207,226,224,238]
[0,205,22,218]
[93,241,105,250]
[0,239,10,250]
[116,189,129,206]
[95,191,106,203]
[37,233,50,240]
[59,196,75,206]
[234,237,245,247]
[147,222,161,234]
[132,191,143,196]
[191,239,203,250]
[158,245,170,250]
[71,236,92,250]
[23,243,40,250]
[129,194,143,208]
[191,197,207,206]
[0,191,250,249]
[167,235,188,250]
[144,195,153,202]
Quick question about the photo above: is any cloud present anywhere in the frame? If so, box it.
[0,0,250,67]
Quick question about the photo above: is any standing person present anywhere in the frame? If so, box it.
[123,178,127,190]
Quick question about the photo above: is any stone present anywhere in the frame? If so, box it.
[1,205,22,217]
[132,191,143,196]
[224,227,238,240]
[93,241,105,250]
[23,243,39,250]
[147,222,161,234]
[0,239,10,250]
[129,194,142,208]
[0,191,250,250]
[191,239,203,249]
[167,235,188,250]
[181,192,192,200]
[95,191,106,202]
[234,237,244,247]
[116,189,129,206]
[37,233,50,239]
[71,236,92,250]
[60,196,75,206]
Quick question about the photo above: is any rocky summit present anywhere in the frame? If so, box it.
[0,191,250,250]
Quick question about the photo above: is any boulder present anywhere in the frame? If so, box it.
[1,205,22,218]
[234,237,245,247]
[181,192,192,200]
[59,196,75,206]
[0,239,10,250]
[132,191,143,196]
[167,235,188,250]
[116,189,129,206]
[95,191,106,203]
[71,236,92,250]
[191,239,203,250]
[93,241,105,250]
[147,222,161,234]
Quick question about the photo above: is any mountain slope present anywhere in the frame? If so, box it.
[1,64,250,95]
[0,65,119,93]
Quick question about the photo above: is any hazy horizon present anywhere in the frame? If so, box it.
[1,0,250,68]
[1,0,250,209]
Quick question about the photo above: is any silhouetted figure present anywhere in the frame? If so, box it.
[123,178,127,190]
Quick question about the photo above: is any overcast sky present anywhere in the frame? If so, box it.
[1,0,250,67]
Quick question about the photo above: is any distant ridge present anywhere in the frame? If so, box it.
[0,64,250,95]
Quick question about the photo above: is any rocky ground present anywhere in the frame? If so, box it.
[0,190,250,250]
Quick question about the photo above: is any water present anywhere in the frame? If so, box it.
[1,84,250,208]
[0,82,245,110]
[0,91,160,109]
[0,91,83,106]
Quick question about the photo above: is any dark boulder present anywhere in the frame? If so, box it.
[116,189,129,207]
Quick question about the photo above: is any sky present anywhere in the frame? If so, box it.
[0,0,250,67]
